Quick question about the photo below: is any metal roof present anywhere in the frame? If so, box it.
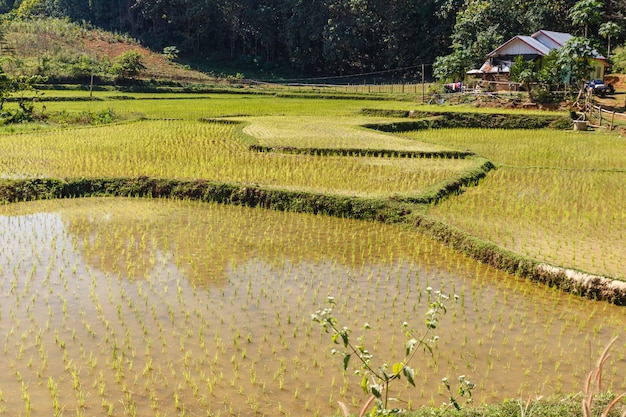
[531,30,573,48]
[533,29,607,61]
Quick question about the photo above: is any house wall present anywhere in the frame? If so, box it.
[497,39,540,56]
[592,62,605,80]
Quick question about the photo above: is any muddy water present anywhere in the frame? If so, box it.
[0,197,625,417]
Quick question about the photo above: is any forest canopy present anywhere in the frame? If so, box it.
[1,0,625,78]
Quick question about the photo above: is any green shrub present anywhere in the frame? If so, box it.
[611,44,626,73]
[110,51,146,79]
[56,108,116,125]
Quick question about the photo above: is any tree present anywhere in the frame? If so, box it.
[599,21,621,57]
[0,69,15,110]
[509,52,565,102]
[322,0,377,74]
[162,46,179,61]
[0,0,15,14]
[284,0,328,74]
[525,0,580,34]
[16,0,46,18]
[0,69,46,122]
[536,49,564,86]
[509,55,537,95]
[433,49,472,81]
[569,0,605,37]
[610,43,626,72]
[110,50,146,79]
[448,0,505,69]
[556,37,596,97]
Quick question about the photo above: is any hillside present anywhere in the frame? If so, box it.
[0,18,214,84]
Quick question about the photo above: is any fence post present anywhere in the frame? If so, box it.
[610,111,615,130]
[599,106,602,126]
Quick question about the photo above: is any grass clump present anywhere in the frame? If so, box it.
[408,393,624,417]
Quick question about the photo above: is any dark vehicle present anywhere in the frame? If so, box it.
[586,79,615,95]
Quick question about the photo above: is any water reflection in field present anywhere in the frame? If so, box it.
[0,197,624,417]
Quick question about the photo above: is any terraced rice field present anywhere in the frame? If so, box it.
[0,93,624,417]
[396,128,626,279]
[1,197,626,417]
[0,119,476,197]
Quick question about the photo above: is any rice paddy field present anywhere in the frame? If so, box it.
[0,92,625,417]
[36,94,416,119]
[242,116,445,151]
[396,128,626,280]
[0,119,476,197]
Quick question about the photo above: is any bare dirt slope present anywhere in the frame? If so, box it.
[2,18,212,83]
[592,74,626,111]
[82,36,211,82]
[605,74,626,90]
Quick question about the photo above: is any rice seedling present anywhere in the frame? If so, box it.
[243,115,449,151]
[0,119,474,197]
[398,127,626,279]
[12,200,621,413]
[37,94,416,120]
[0,176,624,416]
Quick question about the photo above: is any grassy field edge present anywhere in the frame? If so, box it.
[247,144,475,159]
[361,109,573,131]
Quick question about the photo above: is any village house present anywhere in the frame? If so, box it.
[469,30,609,90]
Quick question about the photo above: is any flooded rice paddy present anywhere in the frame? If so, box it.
[1,197,626,417]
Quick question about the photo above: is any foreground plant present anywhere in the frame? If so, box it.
[312,288,474,416]
[582,336,626,417]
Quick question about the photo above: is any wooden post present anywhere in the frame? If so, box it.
[89,72,94,98]
[599,106,602,126]
[421,63,426,103]
[610,111,615,130]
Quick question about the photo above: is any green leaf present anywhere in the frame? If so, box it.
[331,333,339,344]
[361,375,369,394]
[450,397,461,411]
[406,338,418,355]
[340,332,349,348]
[371,385,382,399]
[382,369,391,382]
[343,354,351,371]
[392,362,404,376]
[403,366,416,387]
